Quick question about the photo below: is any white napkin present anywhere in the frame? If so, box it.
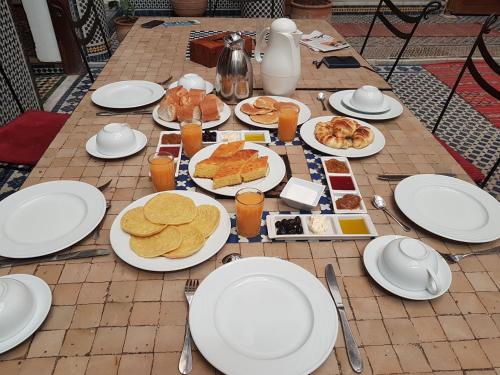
[301,30,350,52]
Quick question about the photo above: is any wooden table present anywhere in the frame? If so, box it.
[1,18,499,375]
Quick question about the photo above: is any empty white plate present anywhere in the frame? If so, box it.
[92,81,165,109]
[190,257,338,375]
[329,90,403,121]
[86,129,148,159]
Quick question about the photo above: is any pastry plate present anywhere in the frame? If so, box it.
[234,96,311,129]
[300,115,385,158]
[189,257,338,375]
[168,80,214,94]
[86,129,148,159]
[266,214,378,241]
[329,90,403,121]
[152,102,231,130]
[109,191,231,272]
[363,235,452,300]
[188,142,286,197]
[92,80,165,109]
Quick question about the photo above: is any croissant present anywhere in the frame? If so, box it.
[323,136,352,149]
[314,121,334,143]
[330,117,358,137]
[352,126,374,149]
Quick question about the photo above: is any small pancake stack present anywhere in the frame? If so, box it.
[241,96,300,125]
[120,193,220,259]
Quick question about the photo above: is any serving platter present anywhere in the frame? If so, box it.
[234,96,311,129]
[300,116,385,158]
[91,80,165,109]
[188,142,286,197]
[109,191,231,272]
[152,102,231,130]
[329,90,403,121]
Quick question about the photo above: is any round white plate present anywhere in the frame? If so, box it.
[0,274,52,354]
[0,181,106,258]
[110,190,231,272]
[190,257,338,375]
[363,235,452,300]
[395,175,500,243]
[234,96,312,129]
[168,80,214,94]
[152,102,231,130]
[86,130,148,159]
[91,81,166,109]
[341,92,391,114]
[330,91,403,120]
[188,142,286,197]
[300,116,386,158]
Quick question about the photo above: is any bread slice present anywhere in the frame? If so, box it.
[194,157,227,178]
[226,149,258,164]
[211,141,245,158]
[213,163,243,189]
[240,156,269,182]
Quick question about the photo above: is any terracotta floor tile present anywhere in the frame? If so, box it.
[477,292,500,314]
[77,282,108,304]
[152,353,178,375]
[58,328,94,355]
[393,344,432,373]
[0,341,30,360]
[112,263,139,281]
[286,242,312,259]
[466,272,498,291]
[422,342,461,371]
[137,270,164,281]
[450,272,475,293]
[86,262,116,282]
[129,302,161,326]
[52,283,81,305]
[338,258,365,276]
[240,243,264,257]
[107,281,136,302]
[53,357,89,375]
[91,327,126,355]
[161,280,186,302]
[431,293,461,315]
[117,354,153,375]
[452,293,487,314]
[336,348,372,375]
[71,304,104,328]
[40,305,75,330]
[403,300,436,317]
[412,317,446,342]
[343,276,374,298]
[85,355,120,375]
[34,264,63,284]
[189,351,217,375]
[134,280,163,301]
[377,296,407,319]
[154,325,184,352]
[479,338,500,367]
[459,256,487,273]
[27,330,65,358]
[439,315,475,341]
[333,241,360,258]
[356,320,391,345]
[263,242,287,258]
[350,297,382,320]
[451,340,491,369]
[123,326,156,353]
[101,302,133,327]
[384,318,419,344]
[465,315,500,339]
[159,302,187,326]
[312,350,340,375]
[189,259,217,280]
[0,360,21,375]
[19,358,56,375]
[477,254,500,272]
[365,345,402,374]
[59,263,91,284]
[309,242,335,259]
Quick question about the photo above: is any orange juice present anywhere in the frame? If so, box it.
[148,153,175,191]
[181,121,202,157]
[278,107,299,142]
[235,188,264,237]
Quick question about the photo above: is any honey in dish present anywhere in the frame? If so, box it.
[339,218,369,234]
[244,133,265,142]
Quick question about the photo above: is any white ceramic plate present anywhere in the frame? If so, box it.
[188,142,286,197]
[86,130,147,159]
[190,257,338,375]
[300,116,386,158]
[0,181,106,258]
[110,191,231,272]
[152,102,231,130]
[363,235,452,300]
[91,81,165,109]
[330,91,403,120]
[234,96,312,129]
[395,175,500,243]
[0,274,52,354]
[341,92,391,114]
[168,80,214,94]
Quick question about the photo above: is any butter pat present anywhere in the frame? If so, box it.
[308,215,328,234]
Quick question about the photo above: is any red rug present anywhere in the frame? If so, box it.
[423,61,500,128]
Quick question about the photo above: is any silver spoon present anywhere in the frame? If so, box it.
[372,195,411,232]
[317,92,327,111]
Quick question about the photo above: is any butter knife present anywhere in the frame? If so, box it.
[378,173,456,181]
[0,249,111,268]
[325,264,363,373]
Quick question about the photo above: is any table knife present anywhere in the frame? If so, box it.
[325,264,363,373]
[0,249,111,268]
[377,173,456,181]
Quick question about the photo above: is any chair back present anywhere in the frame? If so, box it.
[0,61,24,113]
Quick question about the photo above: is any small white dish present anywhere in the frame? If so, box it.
[342,85,390,114]
[178,73,206,91]
[280,177,325,210]
[329,90,403,121]
[168,80,214,94]
[0,274,52,354]
[86,129,147,159]
[95,123,136,155]
[363,235,452,300]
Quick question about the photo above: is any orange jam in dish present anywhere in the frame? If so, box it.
[339,218,369,234]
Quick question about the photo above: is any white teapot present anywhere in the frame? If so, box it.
[255,18,302,97]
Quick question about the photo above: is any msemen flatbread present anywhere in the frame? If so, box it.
[163,224,204,259]
[250,111,279,125]
[130,226,182,257]
[121,207,166,237]
[144,193,196,225]
[191,204,220,238]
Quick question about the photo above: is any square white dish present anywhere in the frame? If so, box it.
[280,177,325,211]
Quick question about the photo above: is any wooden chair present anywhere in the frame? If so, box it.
[48,0,111,82]
[360,0,441,81]
[432,14,499,189]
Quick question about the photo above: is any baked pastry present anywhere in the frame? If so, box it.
[240,103,272,116]
[330,117,358,137]
[323,136,352,149]
[254,96,278,110]
[250,111,279,125]
[194,156,227,178]
[352,126,374,149]
[213,164,243,189]
[212,140,245,158]
[314,121,334,144]
[240,156,269,182]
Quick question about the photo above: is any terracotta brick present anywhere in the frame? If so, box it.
[71,304,104,328]
[350,297,382,320]
[60,329,95,356]
[0,360,21,375]
[118,354,153,375]
[34,264,63,284]
[421,342,460,370]
[154,325,185,352]
[112,263,139,281]
[465,315,500,339]
[450,272,475,292]
[19,358,56,375]
[85,355,120,375]
[134,280,163,301]
[123,326,156,353]
[59,263,91,284]
[313,350,340,375]
[479,338,500,367]
[108,281,136,302]
[357,320,390,345]
[337,258,364,276]
[40,305,75,330]
[451,340,491,369]
[431,293,460,315]
[412,317,446,342]
[403,300,435,317]
[343,276,374,297]
[477,292,500,314]
[377,296,407,319]
[452,293,487,314]
[336,348,371,375]
[77,282,108,304]
[53,357,89,375]
[439,315,475,341]
[101,302,133,326]
[286,242,312,259]
[466,272,498,291]
[393,344,432,373]
[91,327,126,355]
[159,301,187,326]
[130,302,161,326]
[52,283,81,305]
[384,318,419,344]
[27,330,65,357]
[161,280,186,302]
[365,345,402,374]
[86,262,115,282]
[263,242,287,258]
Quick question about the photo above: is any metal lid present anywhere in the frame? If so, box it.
[224,32,244,49]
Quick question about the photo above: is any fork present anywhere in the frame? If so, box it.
[439,246,500,263]
[179,279,199,375]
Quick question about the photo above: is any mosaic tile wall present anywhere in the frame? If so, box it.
[0,1,41,126]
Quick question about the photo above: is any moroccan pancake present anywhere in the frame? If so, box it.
[254,96,278,110]
[144,193,196,225]
[250,111,279,125]
[120,206,166,237]
[163,224,205,259]
[191,205,220,238]
[130,226,182,257]
[240,103,273,116]
[273,101,300,112]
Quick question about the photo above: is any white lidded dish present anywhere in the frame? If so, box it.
[280,177,325,211]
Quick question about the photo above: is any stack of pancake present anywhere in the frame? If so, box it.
[194,141,269,189]
[241,96,300,125]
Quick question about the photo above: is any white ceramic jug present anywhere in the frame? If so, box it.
[255,18,302,97]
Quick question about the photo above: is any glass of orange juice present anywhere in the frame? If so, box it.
[235,188,264,237]
[180,120,202,158]
[148,152,176,191]
[278,107,299,142]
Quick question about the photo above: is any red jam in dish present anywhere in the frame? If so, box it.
[159,146,180,157]
[329,176,355,191]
